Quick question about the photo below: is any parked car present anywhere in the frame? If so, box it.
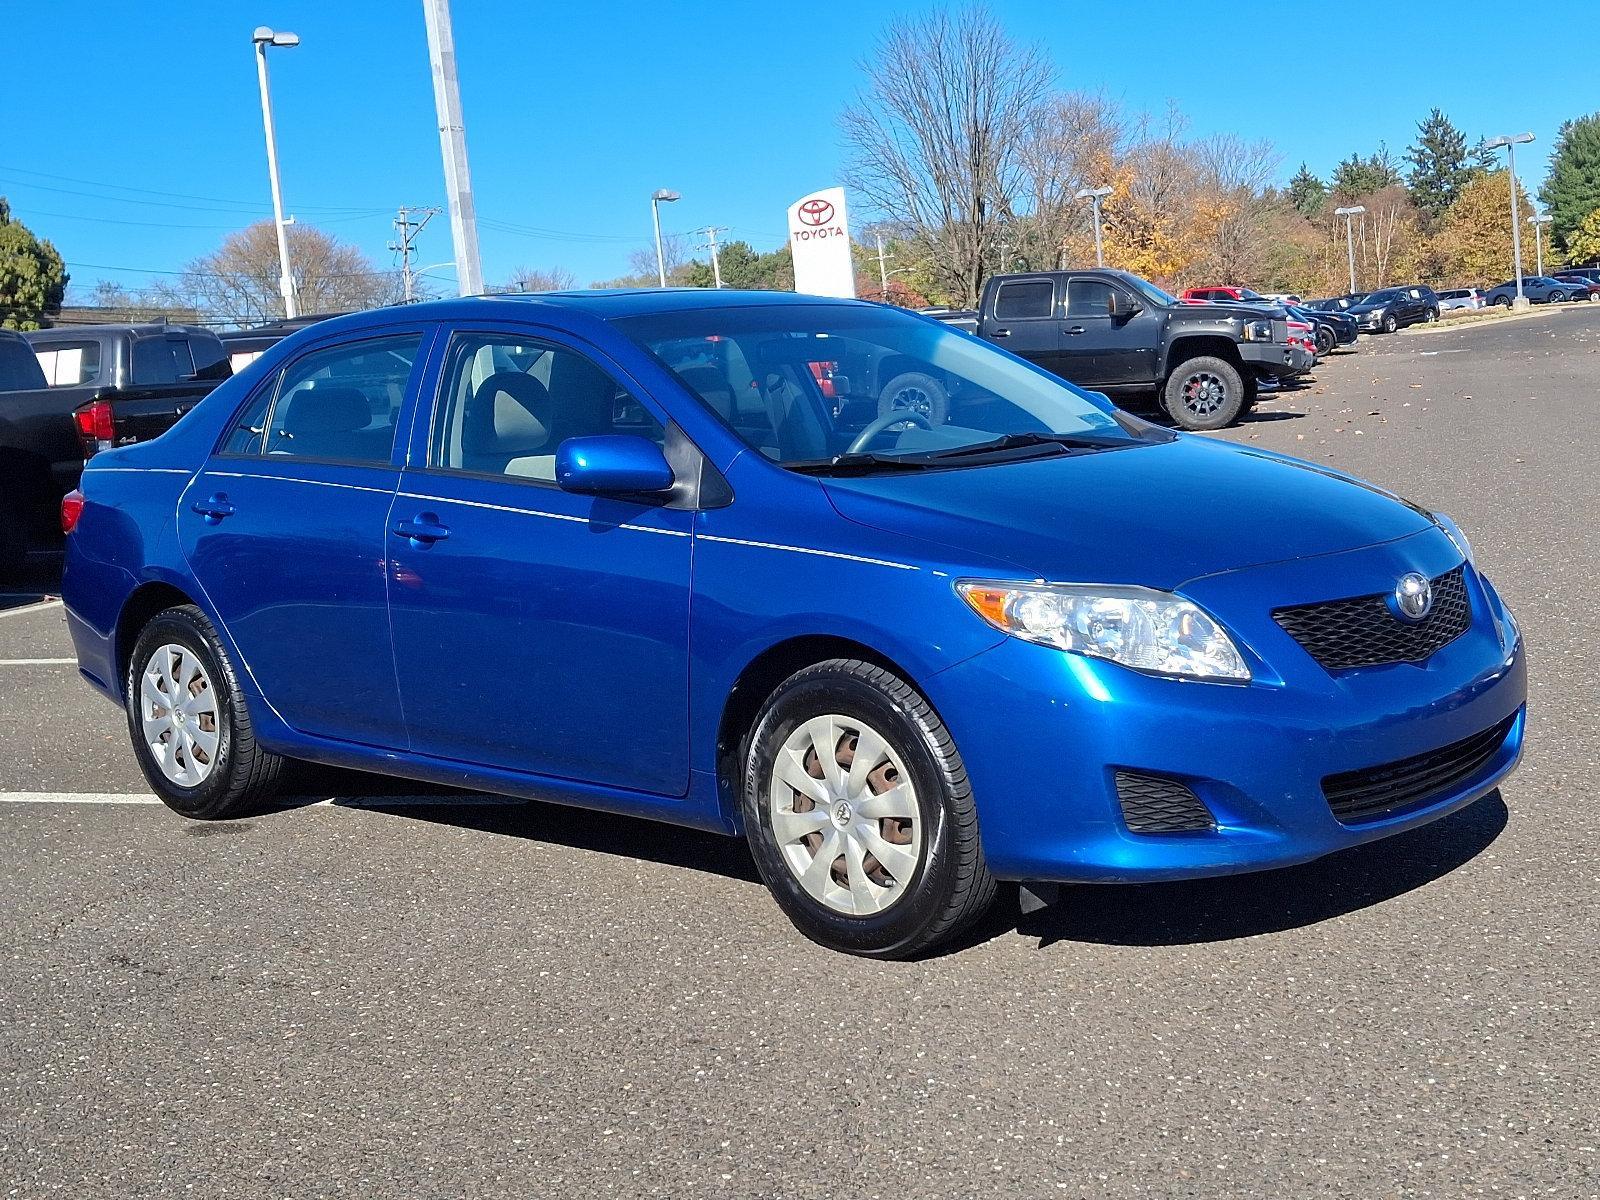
[1482,277,1580,306]
[1345,286,1439,333]
[1436,288,1486,313]
[219,313,343,373]
[1180,286,1273,304]
[1551,266,1600,285]
[1,323,231,577]
[60,290,1526,958]
[1286,304,1358,356]
[937,270,1309,430]
[1261,292,1304,306]
[1306,294,1363,313]
[1549,272,1600,301]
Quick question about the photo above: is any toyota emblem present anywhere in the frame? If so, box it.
[1393,572,1433,621]
[797,198,835,227]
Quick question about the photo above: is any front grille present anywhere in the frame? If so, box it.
[1271,317,1287,342]
[1322,712,1517,824]
[1114,770,1214,834]
[1273,566,1470,671]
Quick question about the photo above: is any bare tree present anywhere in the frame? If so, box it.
[841,6,1053,306]
[501,266,577,292]
[181,221,402,325]
[1012,90,1124,269]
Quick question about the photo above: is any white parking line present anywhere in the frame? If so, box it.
[0,599,63,619]
[0,658,76,666]
[0,792,160,804]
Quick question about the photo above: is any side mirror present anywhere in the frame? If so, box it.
[1108,292,1141,319]
[555,434,675,497]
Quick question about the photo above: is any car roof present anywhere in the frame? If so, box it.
[25,322,216,343]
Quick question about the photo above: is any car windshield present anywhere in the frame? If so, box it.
[1113,273,1179,307]
[1364,290,1401,304]
[614,303,1149,471]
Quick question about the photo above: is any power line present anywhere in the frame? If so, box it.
[697,226,730,288]
[389,206,442,303]
[0,164,389,214]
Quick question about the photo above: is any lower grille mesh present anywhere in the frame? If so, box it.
[1115,770,1214,834]
[1322,713,1517,824]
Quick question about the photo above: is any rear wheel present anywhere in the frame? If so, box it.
[125,605,283,819]
[1495,295,1512,308]
[1163,355,1245,431]
[1314,326,1335,356]
[1424,307,1439,323]
[1547,290,1565,304]
[742,659,995,958]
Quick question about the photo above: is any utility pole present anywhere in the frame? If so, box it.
[1075,186,1113,268]
[1529,213,1552,277]
[1334,205,1366,295]
[420,0,483,297]
[389,206,442,303]
[697,226,729,288]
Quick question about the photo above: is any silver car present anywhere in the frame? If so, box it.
[1437,287,1485,313]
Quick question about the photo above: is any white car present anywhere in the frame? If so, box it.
[1261,292,1303,306]
[1437,288,1485,313]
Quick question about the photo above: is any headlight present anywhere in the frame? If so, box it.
[1242,319,1274,341]
[1431,511,1474,563]
[957,581,1251,681]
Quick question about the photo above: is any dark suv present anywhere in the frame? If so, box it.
[1345,286,1439,333]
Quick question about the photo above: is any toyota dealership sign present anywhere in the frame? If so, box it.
[787,186,855,298]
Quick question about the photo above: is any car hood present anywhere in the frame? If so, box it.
[821,434,1436,589]
[1175,301,1282,319]
[1347,299,1394,313]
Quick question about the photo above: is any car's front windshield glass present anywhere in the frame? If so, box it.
[1115,273,1178,308]
[614,304,1148,470]
[1365,290,1400,303]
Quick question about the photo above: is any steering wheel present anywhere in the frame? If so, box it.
[846,410,933,455]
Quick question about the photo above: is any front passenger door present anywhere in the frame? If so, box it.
[1061,277,1159,387]
[387,327,693,795]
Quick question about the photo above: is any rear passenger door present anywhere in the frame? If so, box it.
[178,329,432,748]
[983,277,1062,375]
[386,324,693,795]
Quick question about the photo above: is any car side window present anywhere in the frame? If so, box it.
[430,333,665,483]
[993,280,1054,320]
[1067,278,1115,317]
[240,334,421,463]
[131,337,195,386]
[33,340,103,386]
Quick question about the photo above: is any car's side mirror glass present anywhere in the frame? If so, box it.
[555,435,675,497]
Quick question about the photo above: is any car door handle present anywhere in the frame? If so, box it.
[1065,326,1086,335]
[190,493,235,522]
[989,328,1010,338]
[392,515,451,545]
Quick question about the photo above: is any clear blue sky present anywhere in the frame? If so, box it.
[1,1,1592,297]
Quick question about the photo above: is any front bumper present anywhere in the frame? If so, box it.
[1240,342,1310,379]
[927,533,1526,883]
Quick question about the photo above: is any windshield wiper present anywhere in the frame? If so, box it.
[919,431,1128,460]
[788,452,941,476]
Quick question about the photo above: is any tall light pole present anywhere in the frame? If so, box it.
[1075,186,1113,267]
[1529,213,1552,277]
[422,0,484,297]
[1483,133,1536,308]
[651,189,680,287]
[252,27,300,319]
[1334,205,1366,296]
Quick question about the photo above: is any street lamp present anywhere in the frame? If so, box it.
[1075,186,1113,267]
[1529,212,1553,277]
[1482,133,1536,309]
[1334,205,1366,296]
[252,26,301,319]
[650,189,680,287]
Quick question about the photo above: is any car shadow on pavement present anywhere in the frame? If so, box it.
[1008,791,1508,951]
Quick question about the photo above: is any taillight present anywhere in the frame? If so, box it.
[60,489,85,534]
[73,400,116,456]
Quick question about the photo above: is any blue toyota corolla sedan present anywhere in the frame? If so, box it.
[59,290,1525,958]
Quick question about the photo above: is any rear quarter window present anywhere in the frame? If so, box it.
[33,340,103,386]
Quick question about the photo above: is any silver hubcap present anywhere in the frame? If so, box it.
[140,644,220,787]
[1181,371,1228,416]
[768,714,922,916]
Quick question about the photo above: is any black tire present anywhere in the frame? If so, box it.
[1424,307,1439,323]
[1314,326,1335,356]
[1381,313,1398,334]
[741,659,995,959]
[1162,355,1246,431]
[125,604,283,819]
[1495,295,1512,308]
[877,371,949,425]
[1547,290,1564,304]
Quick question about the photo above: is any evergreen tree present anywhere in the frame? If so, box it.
[0,198,68,331]
[1405,109,1475,219]
[1331,148,1402,200]
[1287,163,1326,217]
[1539,113,1600,253]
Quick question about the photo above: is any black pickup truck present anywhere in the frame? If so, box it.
[0,323,230,576]
[932,269,1309,430]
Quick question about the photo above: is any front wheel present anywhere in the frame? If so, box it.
[125,605,283,819]
[1314,326,1335,356]
[1163,356,1246,431]
[1381,313,1399,333]
[877,371,949,426]
[742,659,995,958]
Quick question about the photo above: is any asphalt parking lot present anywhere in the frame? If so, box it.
[3,307,1597,1198]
